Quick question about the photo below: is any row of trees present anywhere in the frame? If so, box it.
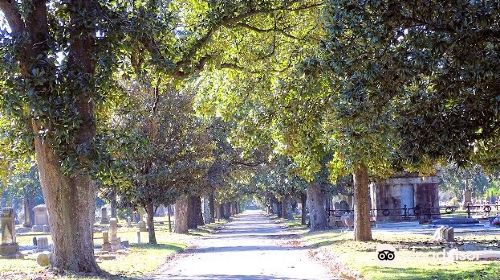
[0,0,497,273]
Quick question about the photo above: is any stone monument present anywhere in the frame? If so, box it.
[36,236,49,252]
[109,218,122,251]
[432,226,455,242]
[102,231,111,252]
[137,214,147,232]
[32,204,49,232]
[100,206,109,224]
[0,208,19,257]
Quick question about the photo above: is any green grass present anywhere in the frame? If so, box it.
[301,230,500,280]
[1,220,207,279]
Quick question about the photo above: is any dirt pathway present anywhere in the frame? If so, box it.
[150,210,334,280]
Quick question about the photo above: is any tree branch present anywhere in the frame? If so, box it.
[170,1,324,78]
[0,0,25,34]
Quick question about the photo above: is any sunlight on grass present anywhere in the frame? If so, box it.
[302,230,500,280]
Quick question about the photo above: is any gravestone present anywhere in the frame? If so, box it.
[100,206,109,224]
[0,208,19,257]
[101,231,111,252]
[432,226,455,242]
[32,204,49,232]
[137,214,147,232]
[109,218,122,251]
[36,236,49,252]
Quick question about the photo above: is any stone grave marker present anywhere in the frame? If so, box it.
[36,236,49,252]
[102,231,111,252]
[32,204,49,232]
[0,207,19,257]
[100,206,109,224]
[109,218,121,251]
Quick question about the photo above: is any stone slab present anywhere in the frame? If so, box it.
[430,218,479,225]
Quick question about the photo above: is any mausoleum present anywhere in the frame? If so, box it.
[370,175,441,221]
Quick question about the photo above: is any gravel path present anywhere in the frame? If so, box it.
[150,210,333,280]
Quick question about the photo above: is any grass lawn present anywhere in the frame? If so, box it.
[1,219,227,280]
[301,228,499,280]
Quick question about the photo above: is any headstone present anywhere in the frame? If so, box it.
[101,231,111,252]
[137,214,147,232]
[100,207,109,224]
[36,237,49,252]
[1,208,19,257]
[32,204,49,232]
[109,218,121,251]
[432,226,455,242]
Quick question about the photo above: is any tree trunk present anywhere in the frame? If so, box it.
[282,195,294,220]
[276,201,283,218]
[306,183,327,231]
[222,203,230,219]
[167,205,172,232]
[215,202,221,221]
[0,0,99,272]
[187,196,203,229]
[35,138,98,272]
[209,192,215,223]
[23,187,35,228]
[145,202,157,245]
[301,192,307,225]
[462,188,472,209]
[353,164,372,241]
[110,190,117,219]
[174,196,189,233]
[195,196,205,226]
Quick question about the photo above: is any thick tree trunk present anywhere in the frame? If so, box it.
[215,202,221,221]
[222,203,230,219]
[208,192,215,223]
[281,195,293,220]
[276,201,283,218]
[195,196,205,226]
[187,196,204,229]
[145,202,157,245]
[306,183,328,231]
[35,138,98,272]
[301,192,307,225]
[1,0,99,273]
[353,164,372,241]
[174,196,189,233]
